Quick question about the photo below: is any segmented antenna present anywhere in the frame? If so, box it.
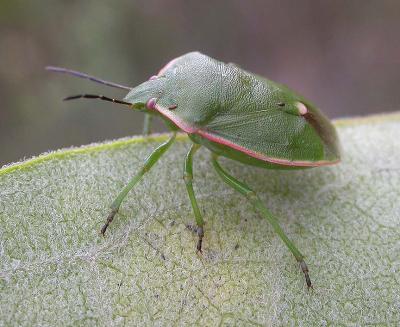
[63,94,132,106]
[45,66,132,90]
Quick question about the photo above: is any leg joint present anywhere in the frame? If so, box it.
[183,172,193,184]
[197,226,204,237]
[245,190,257,201]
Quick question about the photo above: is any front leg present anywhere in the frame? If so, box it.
[101,133,176,235]
[183,143,205,253]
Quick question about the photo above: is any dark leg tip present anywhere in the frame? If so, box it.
[100,209,118,236]
[304,272,313,289]
[299,260,313,289]
[196,243,203,255]
[100,224,108,236]
[196,226,204,254]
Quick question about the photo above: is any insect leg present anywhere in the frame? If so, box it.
[142,113,153,135]
[183,143,205,253]
[211,154,312,288]
[101,133,176,235]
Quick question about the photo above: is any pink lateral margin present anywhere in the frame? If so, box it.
[154,103,339,167]
[158,57,180,76]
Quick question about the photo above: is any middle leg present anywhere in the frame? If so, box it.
[183,143,205,253]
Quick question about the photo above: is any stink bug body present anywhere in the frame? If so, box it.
[47,52,341,288]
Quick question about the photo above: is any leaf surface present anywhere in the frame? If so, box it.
[1,113,399,326]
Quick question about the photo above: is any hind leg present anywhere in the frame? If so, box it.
[211,154,312,288]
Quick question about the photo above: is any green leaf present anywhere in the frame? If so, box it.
[1,113,399,326]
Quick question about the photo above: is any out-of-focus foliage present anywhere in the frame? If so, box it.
[1,0,400,165]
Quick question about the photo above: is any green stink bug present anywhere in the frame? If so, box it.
[47,52,341,288]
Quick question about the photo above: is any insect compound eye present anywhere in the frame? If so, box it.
[295,101,308,116]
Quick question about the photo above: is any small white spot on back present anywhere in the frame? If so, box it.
[296,102,308,115]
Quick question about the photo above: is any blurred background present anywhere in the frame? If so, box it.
[1,0,400,166]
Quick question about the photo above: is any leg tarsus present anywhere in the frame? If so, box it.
[299,260,313,289]
[196,226,204,254]
[100,208,118,236]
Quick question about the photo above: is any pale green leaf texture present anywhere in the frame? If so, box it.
[1,113,399,326]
